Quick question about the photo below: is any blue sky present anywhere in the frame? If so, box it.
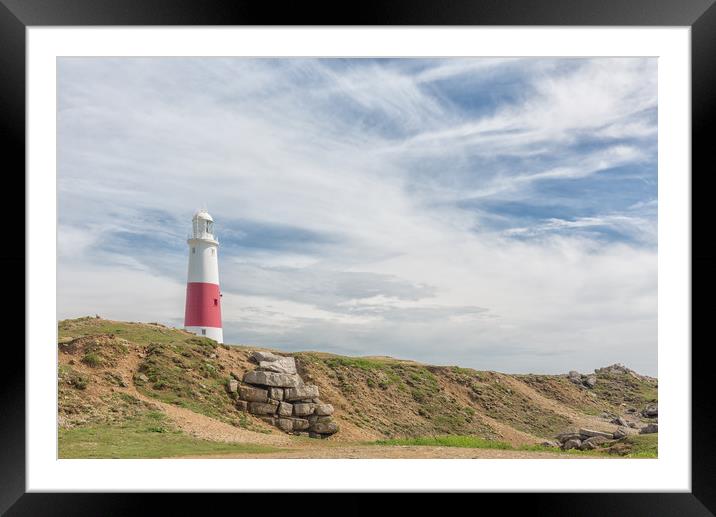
[57,57,657,375]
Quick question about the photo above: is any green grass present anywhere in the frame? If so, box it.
[616,433,658,458]
[58,410,280,458]
[59,317,191,346]
[324,356,392,371]
[370,434,658,458]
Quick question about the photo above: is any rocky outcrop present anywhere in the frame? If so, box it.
[642,403,658,418]
[640,423,658,434]
[567,370,597,389]
[234,351,339,438]
[554,428,623,451]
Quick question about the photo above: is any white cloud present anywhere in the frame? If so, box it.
[57,57,657,375]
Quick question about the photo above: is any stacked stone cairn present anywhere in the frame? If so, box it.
[231,351,338,438]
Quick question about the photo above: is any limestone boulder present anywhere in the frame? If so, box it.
[556,432,582,442]
[278,401,293,417]
[250,351,281,364]
[285,384,320,401]
[310,420,338,435]
[308,415,333,424]
[642,403,658,418]
[580,435,609,450]
[314,404,334,416]
[276,418,294,433]
[292,418,310,431]
[269,387,284,401]
[248,402,278,415]
[226,379,239,394]
[579,428,613,439]
[613,427,628,439]
[540,441,560,448]
[239,385,269,402]
[640,423,658,434]
[243,370,302,388]
[235,400,248,412]
[562,438,581,450]
[584,375,597,388]
[293,403,316,417]
[258,357,297,375]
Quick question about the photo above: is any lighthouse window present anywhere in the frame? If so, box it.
[201,329,206,336]
[211,249,215,255]
[214,299,218,306]
[192,247,196,254]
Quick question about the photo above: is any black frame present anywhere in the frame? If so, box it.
[2,0,714,513]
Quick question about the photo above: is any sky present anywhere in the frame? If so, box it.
[57,57,657,375]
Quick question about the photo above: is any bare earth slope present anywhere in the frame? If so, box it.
[57,317,658,458]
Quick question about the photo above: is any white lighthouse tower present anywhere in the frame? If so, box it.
[184,209,223,343]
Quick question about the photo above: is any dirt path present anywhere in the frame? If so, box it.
[178,444,610,459]
[115,349,292,447]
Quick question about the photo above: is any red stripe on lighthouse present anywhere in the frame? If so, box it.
[184,282,222,327]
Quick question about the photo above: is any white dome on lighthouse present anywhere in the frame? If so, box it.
[193,209,213,222]
[190,209,217,241]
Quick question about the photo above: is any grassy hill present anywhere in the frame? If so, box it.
[57,317,658,458]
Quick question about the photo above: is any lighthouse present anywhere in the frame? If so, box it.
[184,209,223,343]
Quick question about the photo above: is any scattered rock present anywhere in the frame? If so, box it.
[563,438,581,450]
[584,375,597,388]
[581,436,608,450]
[556,432,583,442]
[611,417,627,426]
[628,423,639,429]
[137,373,149,383]
[613,427,628,439]
[626,408,637,414]
[640,423,658,434]
[540,441,560,448]
[642,403,658,418]
[579,428,613,439]
[568,371,582,384]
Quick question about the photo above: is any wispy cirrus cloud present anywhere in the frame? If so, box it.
[57,57,657,375]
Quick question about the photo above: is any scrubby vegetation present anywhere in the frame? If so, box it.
[57,317,658,459]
